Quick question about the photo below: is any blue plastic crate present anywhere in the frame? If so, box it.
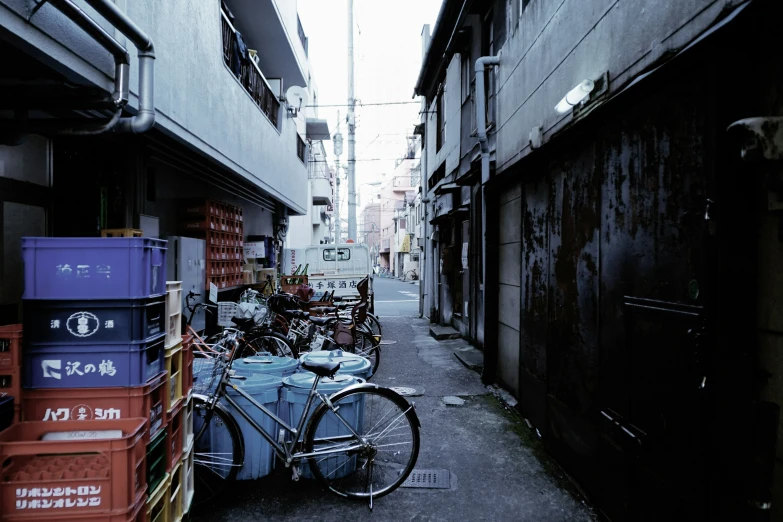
[221,374,282,480]
[22,237,167,299]
[23,296,166,344]
[23,333,166,388]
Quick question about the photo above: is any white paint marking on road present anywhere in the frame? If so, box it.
[375,299,419,303]
[398,291,419,298]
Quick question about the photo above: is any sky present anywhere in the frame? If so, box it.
[298,0,442,216]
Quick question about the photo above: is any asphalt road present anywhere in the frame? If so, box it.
[372,276,421,318]
[191,279,594,522]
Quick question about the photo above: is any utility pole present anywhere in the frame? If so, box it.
[333,111,343,244]
[346,0,357,241]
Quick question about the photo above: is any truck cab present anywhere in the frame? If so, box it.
[283,244,374,311]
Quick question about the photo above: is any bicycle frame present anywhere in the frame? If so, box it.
[202,359,366,469]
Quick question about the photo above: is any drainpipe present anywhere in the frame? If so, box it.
[475,55,498,352]
[475,56,499,184]
[83,0,156,133]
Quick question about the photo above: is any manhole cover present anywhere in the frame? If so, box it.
[379,340,396,346]
[402,469,450,489]
[390,386,421,397]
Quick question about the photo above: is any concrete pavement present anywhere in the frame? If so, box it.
[192,310,596,522]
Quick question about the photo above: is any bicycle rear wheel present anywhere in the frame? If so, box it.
[344,330,380,378]
[192,396,244,506]
[305,387,420,500]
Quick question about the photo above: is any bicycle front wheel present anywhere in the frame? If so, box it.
[244,332,298,358]
[305,387,420,500]
[192,396,244,506]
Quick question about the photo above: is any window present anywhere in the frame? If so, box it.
[323,248,351,261]
[435,88,445,152]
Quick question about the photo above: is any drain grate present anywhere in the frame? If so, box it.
[401,469,450,489]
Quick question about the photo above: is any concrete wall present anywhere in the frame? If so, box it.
[495,0,747,175]
[0,0,309,214]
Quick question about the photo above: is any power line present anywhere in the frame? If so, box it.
[309,157,421,163]
[305,101,421,108]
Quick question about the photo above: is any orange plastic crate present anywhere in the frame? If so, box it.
[21,373,166,438]
[0,324,22,369]
[1,366,21,407]
[0,418,147,518]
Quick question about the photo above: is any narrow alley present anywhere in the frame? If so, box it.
[194,278,594,521]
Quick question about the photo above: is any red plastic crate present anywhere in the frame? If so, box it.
[7,490,147,521]
[165,401,184,472]
[1,366,21,407]
[0,418,147,518]
[0,324,22,369]
[21,372,166,438]
[181,335,193,399]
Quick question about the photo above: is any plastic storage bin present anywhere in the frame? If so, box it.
[165,400,184,472]
[147,430,168,495]
[23,334,166,389]
[22,372,166,438]
[0,324,22,369]
[168,458,183,522]
[181,334,194,398]
[23,296,165,344]
[0,395,14,432]
[164,342,183,414]
[0,418,147,519]
[146,471,170,522]
[299,350,373,380]
[182,441,194,516]
[22,237,167,299]
[1,367,21,410]
[181,394,194,451]
[281,373,364,479]
[13,492,148,522]
[234,354,299,378]
[222,374,282,480]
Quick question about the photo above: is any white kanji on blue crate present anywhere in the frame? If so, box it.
[66,311,99,338]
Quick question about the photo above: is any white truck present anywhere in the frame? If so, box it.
[282,244,374,312]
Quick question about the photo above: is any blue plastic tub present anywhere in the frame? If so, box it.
[22,237,167,299]
[222,374,282,480]
[299,350,373,380]
[23,333,165,388]
[23,296,166,343]
[281,372,364,479]
[234,354,299,378]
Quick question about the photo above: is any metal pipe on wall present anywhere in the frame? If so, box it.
[84,0,156,134]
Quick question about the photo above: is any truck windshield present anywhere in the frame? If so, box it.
[323,248,351,261]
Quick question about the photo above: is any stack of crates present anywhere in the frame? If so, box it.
[180,199,244,289]
[164,283,196,519]
[14,236,175,520]
[0,324,23,429]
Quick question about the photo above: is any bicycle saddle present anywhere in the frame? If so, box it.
[301,360,341,377]
[308,316,333,326]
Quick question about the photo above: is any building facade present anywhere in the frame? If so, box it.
[0,0,315,319]
[415,0,783,520]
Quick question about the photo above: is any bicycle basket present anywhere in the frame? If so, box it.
[193,355,224,395]
[217,302,239,327]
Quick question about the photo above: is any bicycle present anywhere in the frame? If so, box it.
[192,332,421,510]
[403,269,418,282]
[184,291,296,359]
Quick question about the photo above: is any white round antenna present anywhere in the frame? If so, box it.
[285,86,309,114]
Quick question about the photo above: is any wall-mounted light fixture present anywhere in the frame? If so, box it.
[554,79,595,114]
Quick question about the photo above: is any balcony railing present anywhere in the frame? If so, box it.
[221,10,280,127]
[297,15,309,56]
[297,135,306,163]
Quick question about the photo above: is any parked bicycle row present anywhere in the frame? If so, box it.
[184,275,420,510]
